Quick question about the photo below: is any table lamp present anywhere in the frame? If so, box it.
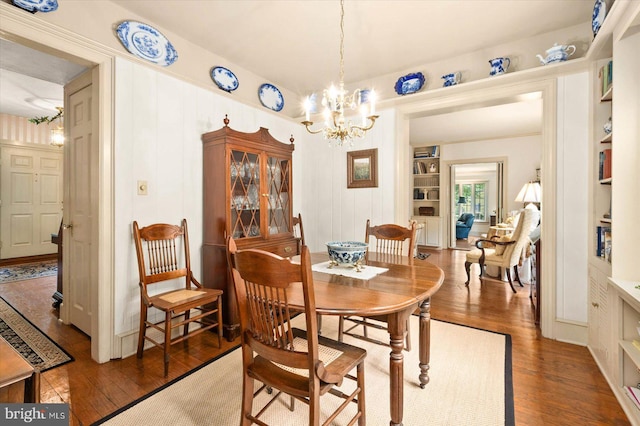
[515,181,541,208]
[457,196,466,214]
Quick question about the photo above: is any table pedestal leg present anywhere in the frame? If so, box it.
[419,297,431,389]
[388,308,411,426]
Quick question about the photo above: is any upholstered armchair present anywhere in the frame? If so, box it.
[456,213,475,239]
[464,207,538,293]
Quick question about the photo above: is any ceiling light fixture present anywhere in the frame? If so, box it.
[29,106,65,148]
[49,107,64,148]
[301,0,378,146]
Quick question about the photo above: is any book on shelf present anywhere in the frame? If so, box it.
[413,161,429,174]
[599,60,613,99]
[599,149,612,180]
[414,147,439,159]
[596,226,611,258]
[625,386,640,411]
[604,228,612,263]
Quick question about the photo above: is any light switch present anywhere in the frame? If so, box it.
[137,180,148,195]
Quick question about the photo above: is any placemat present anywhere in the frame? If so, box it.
[312,261,388,280]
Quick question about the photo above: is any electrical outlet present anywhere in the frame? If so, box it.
[137,181,148,195]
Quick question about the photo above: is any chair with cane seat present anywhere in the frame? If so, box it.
[227,237,366,426]
[338,219,416,351]
[133,219,223,377]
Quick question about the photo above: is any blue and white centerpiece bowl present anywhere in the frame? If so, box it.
[326,241,368,271]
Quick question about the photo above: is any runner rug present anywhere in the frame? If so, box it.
[0,296,73,372]
[0,260,57,284]
[95,315,513,426]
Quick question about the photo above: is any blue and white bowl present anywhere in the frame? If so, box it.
[326,241,368,266]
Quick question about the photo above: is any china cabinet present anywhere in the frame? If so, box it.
[201,116,298,340]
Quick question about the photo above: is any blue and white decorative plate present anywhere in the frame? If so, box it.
[592,0,607,37]
[115,21,178,67]
[258,83,284,112]
[210,66,239,92]
[394,72,425,95]
[12,0,58,12]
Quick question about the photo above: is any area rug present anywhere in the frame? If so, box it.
[0,260,57,284]
[0,296,73,372]
[94,315,513,426]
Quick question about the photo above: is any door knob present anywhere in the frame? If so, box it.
[62,223,73,229]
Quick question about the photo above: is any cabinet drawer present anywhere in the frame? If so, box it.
[236,236,300,258]
[263,240,300,258]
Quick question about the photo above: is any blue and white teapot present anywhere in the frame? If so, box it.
[536,43,576,65]
[489,57,510,76]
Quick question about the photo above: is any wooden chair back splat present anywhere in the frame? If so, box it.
[339,219,417,351]
[292,213,306,247]
[227,238,366,426]
[133,219,223,377]
[365,219,416,257]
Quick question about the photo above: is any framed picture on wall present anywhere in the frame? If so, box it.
[347,148,378,188]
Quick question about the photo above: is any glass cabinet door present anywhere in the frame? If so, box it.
[229,149,260,239]
[266,155,291,236]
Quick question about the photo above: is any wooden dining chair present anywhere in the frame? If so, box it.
[227,237,366,426]
[338,219,417,351]
[133,219,223,377]
[292,213,306,247]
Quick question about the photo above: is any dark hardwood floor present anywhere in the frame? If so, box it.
[0,249,629,425]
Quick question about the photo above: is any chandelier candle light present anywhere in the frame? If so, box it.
[50,107,65,147]
[301,0,378,146]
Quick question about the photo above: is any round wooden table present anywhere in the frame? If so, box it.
[287,252,444,426]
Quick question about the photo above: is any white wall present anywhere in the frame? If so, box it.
[113,57,306,338]
[296,109,398,253]
[112,56,397,343]
[442,135,542,212]
[556,72,589,323]
[0,113,59,145]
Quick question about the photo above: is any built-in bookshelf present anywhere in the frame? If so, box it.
[594,58,612,264]
[412,145,440,216]
[412,145,442,247]
[586,2,640,424]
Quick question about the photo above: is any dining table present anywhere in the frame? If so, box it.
[287,251,445,426]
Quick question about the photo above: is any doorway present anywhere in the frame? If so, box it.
[0,144,63,259]
[0,23,113,362]
[450,161,503,249]
[399,82,554,337]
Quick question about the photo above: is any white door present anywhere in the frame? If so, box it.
[63,71,96,336]
[0,145,63,259]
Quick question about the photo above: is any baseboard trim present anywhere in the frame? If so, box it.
[553,319,587,346]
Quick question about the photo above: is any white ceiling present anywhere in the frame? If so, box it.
[0,38,86,117]
[410,98,543,144]
[111,0,594,95]
[1,0,591,139]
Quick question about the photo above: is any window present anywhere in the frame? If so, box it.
[455,182,488,221]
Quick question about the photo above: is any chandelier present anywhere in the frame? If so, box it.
[29,106,64,147]
[301,0,378,146]
[49,107,65,147]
